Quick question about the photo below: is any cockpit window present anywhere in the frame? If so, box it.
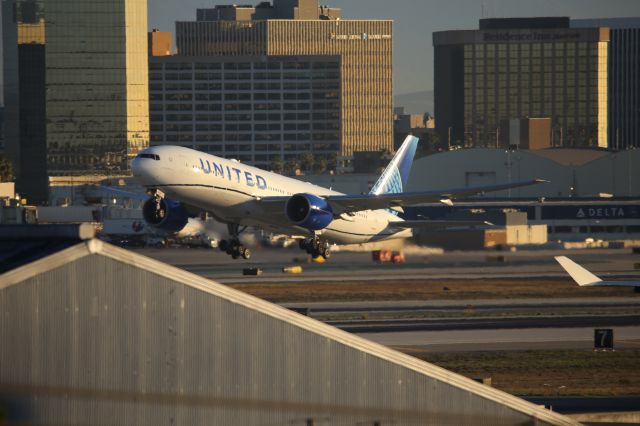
[138,153,160,160]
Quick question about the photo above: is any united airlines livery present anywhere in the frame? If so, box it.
[132,135,545,260]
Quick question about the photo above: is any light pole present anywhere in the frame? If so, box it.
[504,149,513,199]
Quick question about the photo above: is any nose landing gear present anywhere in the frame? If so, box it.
[299,236,331,259]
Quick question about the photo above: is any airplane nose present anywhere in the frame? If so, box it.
[131,156,155,184]
[131,156,143,178]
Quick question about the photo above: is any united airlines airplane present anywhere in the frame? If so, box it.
[132,135,544,260]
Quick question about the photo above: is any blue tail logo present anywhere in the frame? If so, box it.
[370,135,419,195]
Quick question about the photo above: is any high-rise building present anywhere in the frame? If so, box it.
[2,0,149,202]
[434,18,609,150]
[572,18,640,150]
[149,55,341,171]
[45,0,149,175]
[175,0,392,172]
[0,107,5,153]
[2,0,47,201]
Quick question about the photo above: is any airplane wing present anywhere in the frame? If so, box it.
[92,185,148,201]
[555,256,640,287]
[389,220,493,229]
[256,178,546,216]
[91,185,208,221]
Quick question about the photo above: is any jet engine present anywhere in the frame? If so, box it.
[285,193,333,231]
[142,197,189,233]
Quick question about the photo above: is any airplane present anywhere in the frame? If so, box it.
[132,135,546,260]
[555,256,640,287]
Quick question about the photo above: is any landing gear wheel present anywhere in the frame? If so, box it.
[223,224,252,260]
[320,246,331,259]
[241,247,251,260]
[300,236,331,260]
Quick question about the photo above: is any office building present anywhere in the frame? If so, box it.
[1,0,47,202]
[46,0,149,175]
[434,17,609,150]
[175,0,393,172]
[2,0,149,203]
[148,29,172,57]
[149,55,341,170]
[572,18,640,150]
[0,106,5,152]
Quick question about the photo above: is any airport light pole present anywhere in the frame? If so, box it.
[504,149,513,199]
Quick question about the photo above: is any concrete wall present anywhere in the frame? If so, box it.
[506,225,548,245]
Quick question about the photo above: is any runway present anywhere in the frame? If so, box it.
[133,246,640,284]
[282,296,640,313]
[132,246,640,352]
[358,326,640,352]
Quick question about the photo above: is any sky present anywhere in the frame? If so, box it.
[148,0,640,95]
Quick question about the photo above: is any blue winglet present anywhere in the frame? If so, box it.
[369,135,419,195]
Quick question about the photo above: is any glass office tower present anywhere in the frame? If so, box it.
[175,0,392,171]
[573,18,640,150]
[434,18,609,149]
[149,55,341,170]
[2,0,47,202]
[46,0,149,175]
[3,0,150,202]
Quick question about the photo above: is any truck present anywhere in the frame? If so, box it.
[371,250,405,264]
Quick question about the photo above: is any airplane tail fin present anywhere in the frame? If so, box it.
[369,135,419,195]
[554,256,603,286]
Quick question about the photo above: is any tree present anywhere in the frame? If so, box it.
[0,155,14,182]
[313,157,328,174]
[269,157,283,174]
[299,151,314,173]
[284,159,299,175]
[326,156,337,174]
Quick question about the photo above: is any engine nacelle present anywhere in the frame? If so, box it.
[142,197,189,233]
[285,193,333,231]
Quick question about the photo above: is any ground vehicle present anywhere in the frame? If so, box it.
[372,250,405,264]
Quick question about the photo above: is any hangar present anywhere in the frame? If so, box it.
[406,148,640,199]
[0,236,579,425]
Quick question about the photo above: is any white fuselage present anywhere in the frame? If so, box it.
[132,145,412,245]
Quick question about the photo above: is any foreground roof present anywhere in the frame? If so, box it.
[0,239,579,425]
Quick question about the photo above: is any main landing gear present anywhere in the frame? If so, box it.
[299,236,331,259]
[219,224,251,260]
